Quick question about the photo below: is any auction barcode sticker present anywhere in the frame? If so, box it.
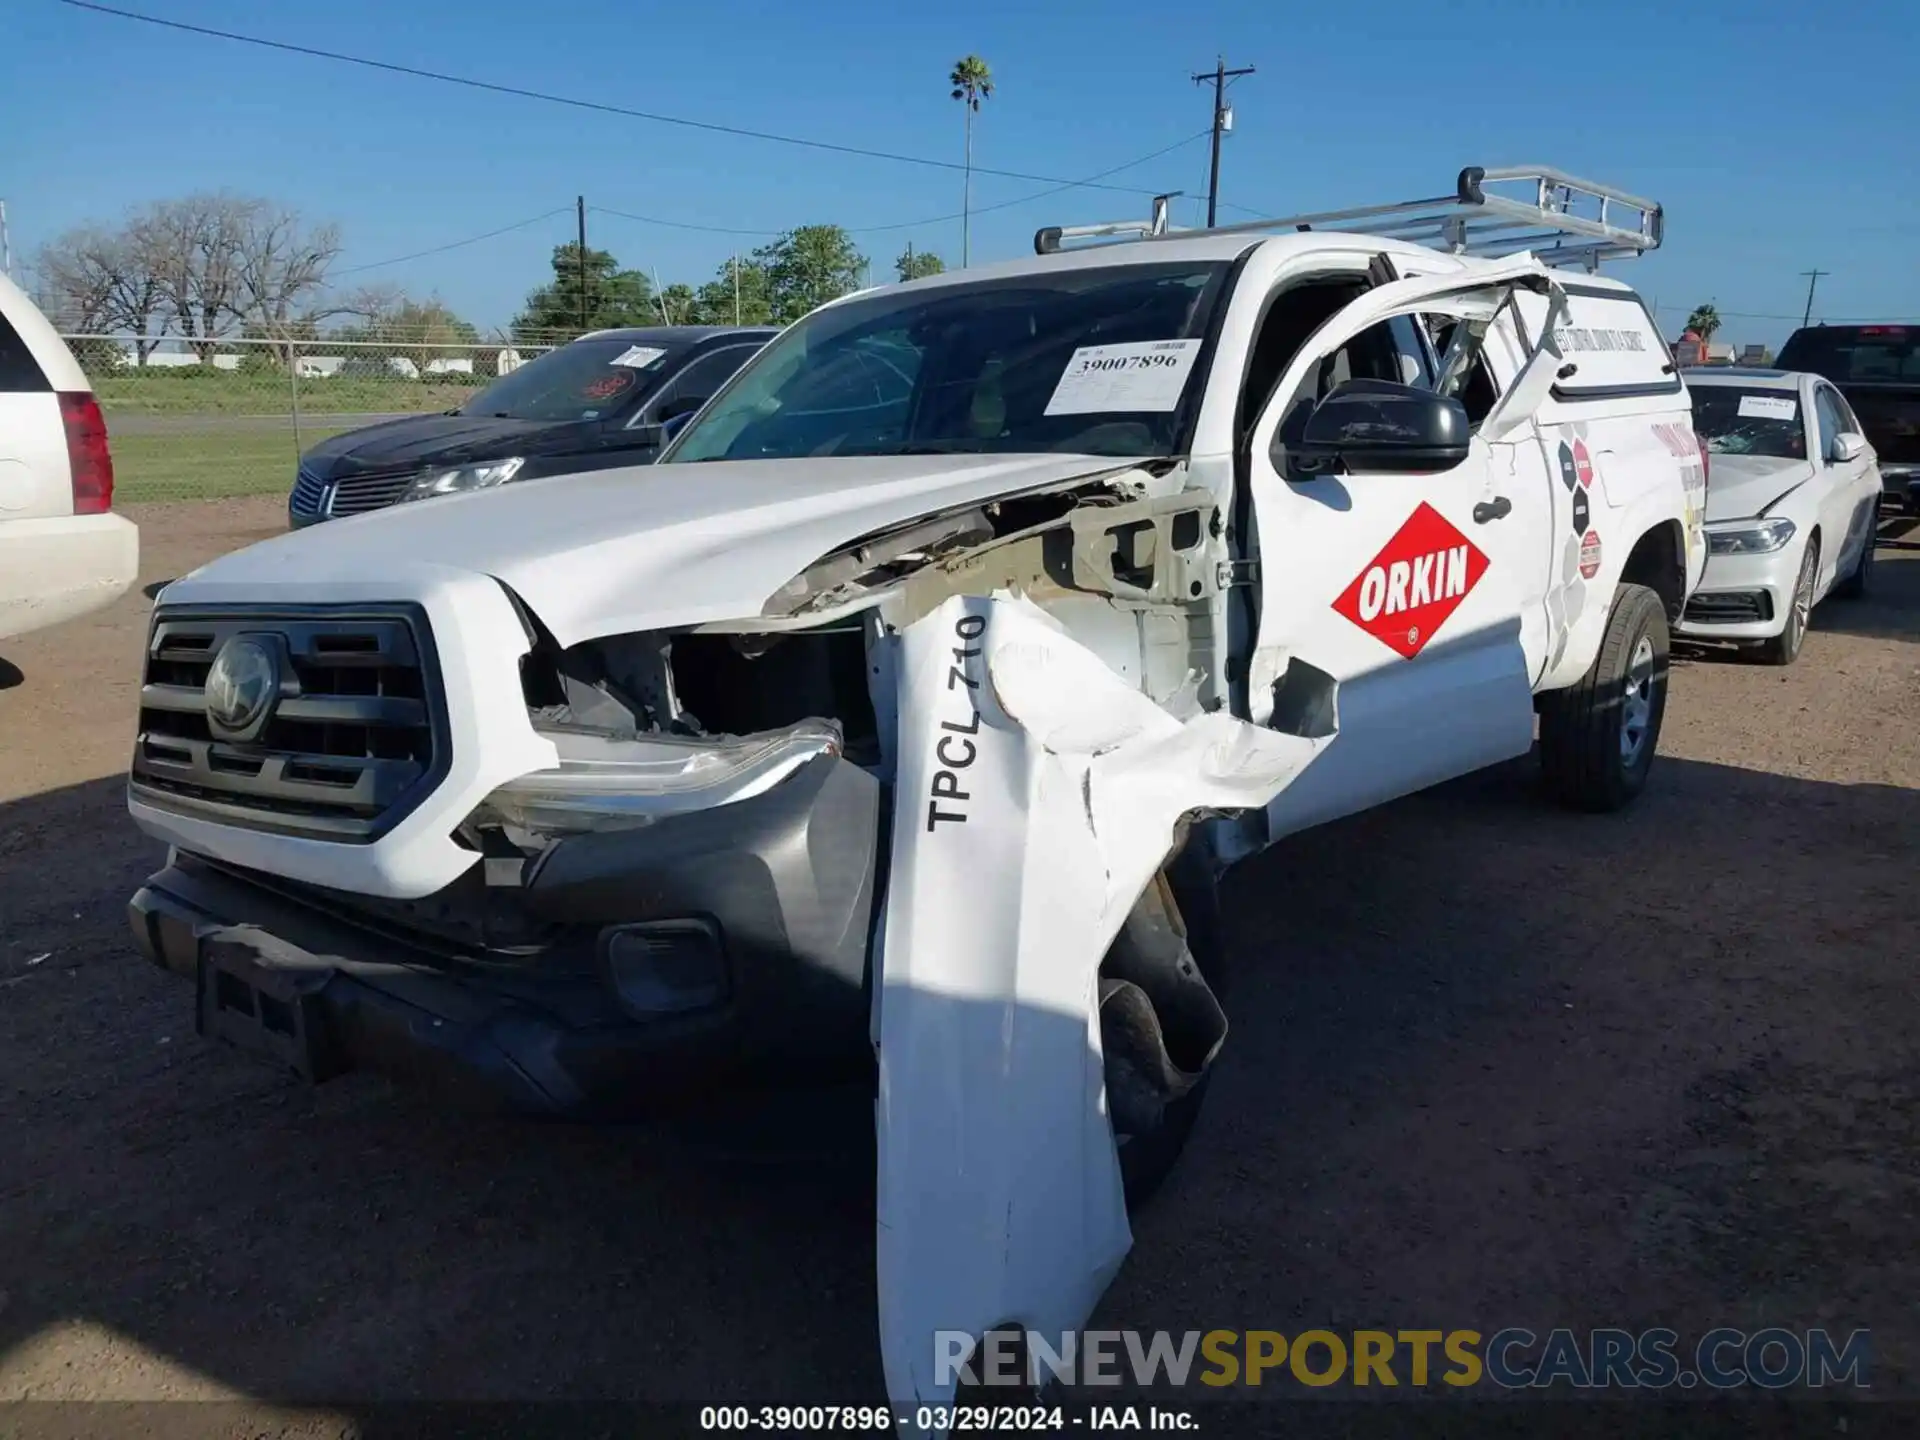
[1043,339,1202,416]
[1737,393,1798,421]
[610,345,668,369]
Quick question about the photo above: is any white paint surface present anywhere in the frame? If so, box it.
[874,594,1326,1414]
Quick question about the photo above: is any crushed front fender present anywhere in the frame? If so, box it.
[873,593,1330,1412]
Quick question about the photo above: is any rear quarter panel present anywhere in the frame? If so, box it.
[0,275,92,522]
[1511,286,1701,690]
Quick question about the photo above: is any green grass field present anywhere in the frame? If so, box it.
[93,371,475,416]
[112,429,358,504]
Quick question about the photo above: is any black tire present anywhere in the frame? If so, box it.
[1105,999,1212,1210]
[1757,539,1819,666]
[1833,526,1873,600]
[1100,868,1228,1210]
[1538,583,1670,813]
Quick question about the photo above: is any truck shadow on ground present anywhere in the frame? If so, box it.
[0,754,1915,1410]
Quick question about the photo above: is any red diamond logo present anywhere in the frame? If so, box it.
[1330,502,1490,659]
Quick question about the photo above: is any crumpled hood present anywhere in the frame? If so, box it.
[161,452,1142,645]
[1703,453,1814,522]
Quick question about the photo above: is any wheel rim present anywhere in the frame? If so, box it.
[1620,634,1656,766]
[1793,551,1816,633]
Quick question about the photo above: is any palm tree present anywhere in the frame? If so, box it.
[949,55,993,267]
[1685,303,1722,341]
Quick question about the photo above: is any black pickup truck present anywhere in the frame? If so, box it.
[1776,324,1920,514]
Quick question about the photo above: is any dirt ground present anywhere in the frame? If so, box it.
[2,497,1917,1426]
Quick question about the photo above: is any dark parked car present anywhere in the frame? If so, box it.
[1775,324,1920,515]
[288,325,777,527]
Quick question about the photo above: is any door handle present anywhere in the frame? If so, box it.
[1473,496,1513,524]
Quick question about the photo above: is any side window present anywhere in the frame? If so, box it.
[1812,386,1843,462]
[0,309,52,392]
[1385,314,1437,389]
[1235,277,1370,443]
[1422,314,1503,426]
[1826,385,1860,438]
[647,344,761,419]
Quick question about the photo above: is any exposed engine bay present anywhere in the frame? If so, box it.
[465,467,1238,860]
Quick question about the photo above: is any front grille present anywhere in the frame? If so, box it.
[289,465,329,517]
[328,468,418,516]
[1684,590,1773,625]
[131,605,449,842]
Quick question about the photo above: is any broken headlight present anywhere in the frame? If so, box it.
[471,719,841,840]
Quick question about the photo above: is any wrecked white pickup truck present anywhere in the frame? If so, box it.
[126,167,1704,1408]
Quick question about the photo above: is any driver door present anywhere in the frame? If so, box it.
[1243,262,1567,838]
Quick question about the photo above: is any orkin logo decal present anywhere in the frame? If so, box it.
[1331,502,1490,660]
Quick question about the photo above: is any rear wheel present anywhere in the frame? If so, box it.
[1757,540,1819,665]
[1539,583,1670,813]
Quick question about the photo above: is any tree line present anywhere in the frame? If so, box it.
[513,230,943,341]
[31,193,947,362]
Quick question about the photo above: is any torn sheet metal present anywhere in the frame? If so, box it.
[873,593,1329,1414]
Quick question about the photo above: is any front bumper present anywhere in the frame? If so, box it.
[1675,542,1799,641]
[128,753,883,1114]
[0,511,139,641]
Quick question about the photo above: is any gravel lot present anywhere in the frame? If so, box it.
[1,498,1916,1425]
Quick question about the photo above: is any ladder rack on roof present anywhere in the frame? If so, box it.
[1034,166,1664,273]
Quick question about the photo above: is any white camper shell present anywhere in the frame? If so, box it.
[124,166,1703,1419]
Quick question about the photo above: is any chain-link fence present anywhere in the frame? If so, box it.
[66,333,563,505]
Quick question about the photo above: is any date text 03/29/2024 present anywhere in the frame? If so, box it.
[698,1406,1196,1432]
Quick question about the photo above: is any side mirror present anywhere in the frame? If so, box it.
[632,396,705,449]
[1282,379,1472,475]
[657,394,706,426]
[1832,431,1868,463]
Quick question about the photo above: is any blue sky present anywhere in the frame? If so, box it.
[6,0,1916,351]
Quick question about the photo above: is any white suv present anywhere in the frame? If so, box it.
[0,273,139,641]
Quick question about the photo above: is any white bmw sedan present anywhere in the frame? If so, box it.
[1677,367,1884,665]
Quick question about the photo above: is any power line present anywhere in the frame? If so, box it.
[588,208,775,239]
[331,207,571,276]
[327,130,1206,284]
[61,0,1175,198]
[589,130,1211,241]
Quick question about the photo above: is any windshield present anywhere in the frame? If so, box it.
[1692,386,1807,460]
[1776,327,1920,384]
[460,337,683,422]
[663,261,1233,463]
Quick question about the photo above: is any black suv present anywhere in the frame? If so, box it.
[1775,323,1920,515]
[289,325,776,527]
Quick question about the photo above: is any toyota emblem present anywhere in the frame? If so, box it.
[204,636,280,737]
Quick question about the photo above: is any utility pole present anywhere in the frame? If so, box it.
[733,252,741,326]
[0,200,12,284]
[1192,57,1255,228]
[1799,268,1829,328]
[576,196,589,334]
